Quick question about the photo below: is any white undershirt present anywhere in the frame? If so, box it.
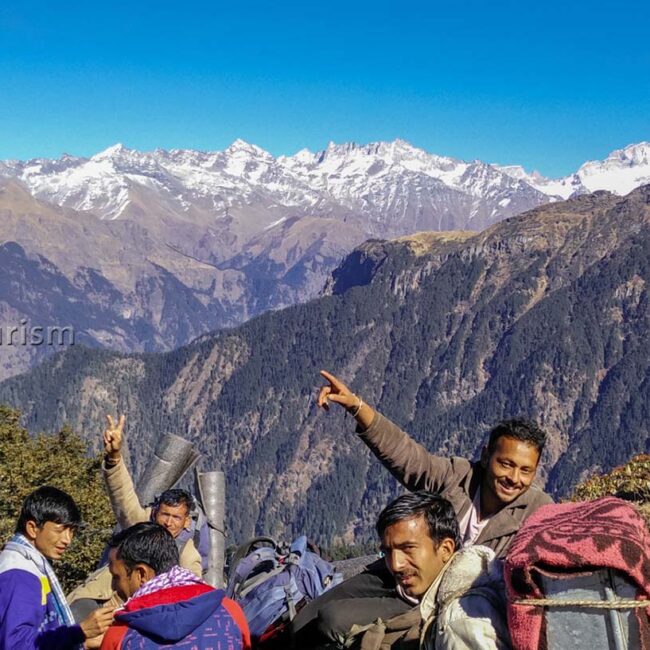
[458,486,491,547]
[396,583,420,605]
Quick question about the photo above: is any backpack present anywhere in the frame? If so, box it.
[227,535,343,643]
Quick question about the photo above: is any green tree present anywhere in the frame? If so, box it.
[0,405,114,592]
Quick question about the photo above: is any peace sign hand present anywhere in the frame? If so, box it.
[103,414,125,462]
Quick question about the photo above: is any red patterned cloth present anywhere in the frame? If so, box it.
[504,497,650,650]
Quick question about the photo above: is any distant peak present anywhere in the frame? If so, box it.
[285,148,315,164]
[324,141,359,154]
[320,138,435,159]
[608,141,650,163]
[225,139,271,158]
[578,141,650,175]
[390,138,419,151]
[91,143,131,160]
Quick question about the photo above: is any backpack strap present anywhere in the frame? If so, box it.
[237,563,287,599]
[230,536,277,576]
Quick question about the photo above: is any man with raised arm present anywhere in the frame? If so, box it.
[290,370,552,647]
[67,415,201,617]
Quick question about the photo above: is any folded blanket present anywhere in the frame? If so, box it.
[504,496,650,650]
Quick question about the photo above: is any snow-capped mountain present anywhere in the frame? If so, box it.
[5,138,648,239]
[0,138,556,237]
[279,139,551,234]
[495,142,650,199]
[0,138,648,381]
[2,140,323,224]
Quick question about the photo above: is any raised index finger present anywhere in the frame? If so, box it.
[106,414,115,429]
[320,370,346,391]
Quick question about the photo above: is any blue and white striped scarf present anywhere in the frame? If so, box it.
[4,533,77,630]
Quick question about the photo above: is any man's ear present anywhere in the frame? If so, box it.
[480,446,489,468]
[438,537,456,563]
[133,564,156,587]
[24,520,39,541]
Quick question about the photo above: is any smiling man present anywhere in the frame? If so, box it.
[291,370,551,648]
[0,486,115,650]
[317,370,551,556]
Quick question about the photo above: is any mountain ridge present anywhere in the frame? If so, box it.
[0,140,649,381]
[1,186,648,545]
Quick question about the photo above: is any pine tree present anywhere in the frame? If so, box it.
[0,405,114,591]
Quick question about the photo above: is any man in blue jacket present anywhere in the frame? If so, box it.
[0,486,115,649]
[101,522,250,649]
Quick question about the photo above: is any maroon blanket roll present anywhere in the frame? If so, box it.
[504,496,650,650]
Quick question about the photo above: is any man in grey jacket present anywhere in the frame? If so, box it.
[290,370,551,648]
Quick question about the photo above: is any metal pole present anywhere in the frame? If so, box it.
[197,470,226,588]
[604,571,627,650]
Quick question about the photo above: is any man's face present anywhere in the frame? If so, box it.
[28,521,74,561]
[482,435,540,506]
[154,503,190,538]
[380,515,454,599]
[108,548,141,601]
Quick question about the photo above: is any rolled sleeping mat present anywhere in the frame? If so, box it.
[197,470,226,588]
[136,433,201,506]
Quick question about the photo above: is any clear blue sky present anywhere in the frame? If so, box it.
[1,1,648,176]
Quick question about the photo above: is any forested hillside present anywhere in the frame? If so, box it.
[1,186,648,546]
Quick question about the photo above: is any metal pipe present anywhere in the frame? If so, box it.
[197,470,226,588]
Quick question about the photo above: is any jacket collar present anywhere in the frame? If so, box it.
[419,559,448,622]
[462,463,545,545]
[419,545,497,641]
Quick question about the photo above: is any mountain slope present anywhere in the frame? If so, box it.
[1,140,649,380]
[0,178,364,378]
[1,186,648,545]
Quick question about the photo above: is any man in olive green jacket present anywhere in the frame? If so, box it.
[291,371,552,648]
[67,415,202,617]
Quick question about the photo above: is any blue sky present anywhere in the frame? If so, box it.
[1,1,648,176]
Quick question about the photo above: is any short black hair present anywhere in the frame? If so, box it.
[15,486,82,535]
[487,418,546,456]
[153,488,194,514]
[376,491,461,550]
[109,522,179,575]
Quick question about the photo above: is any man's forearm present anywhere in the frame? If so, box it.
[103,455,149,527]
